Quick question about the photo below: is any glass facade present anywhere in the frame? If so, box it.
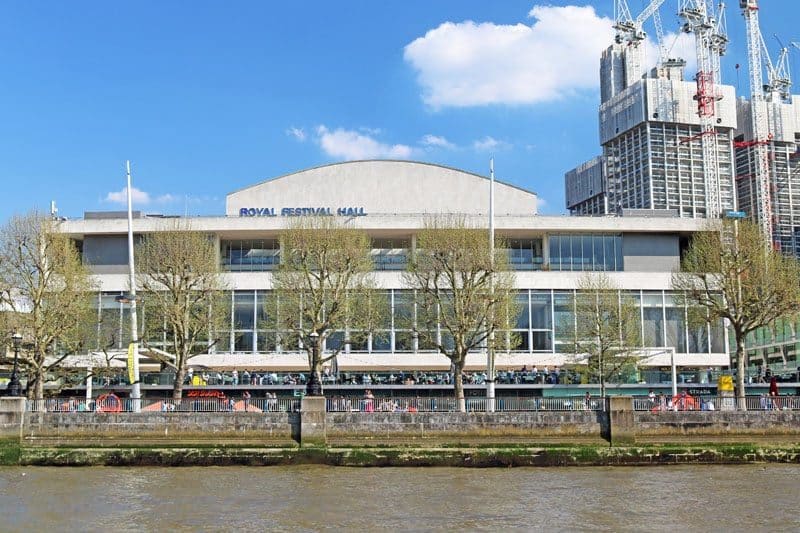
[93,289,725,357]
[221,240,280,271]
[218,233,623,272]
[370,238,410,271]
[505,238,544,270]
[548,234,622,271]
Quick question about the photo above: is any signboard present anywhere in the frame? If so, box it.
[127,343,135,384]
[238,207,367,217]
[724,210,747,219]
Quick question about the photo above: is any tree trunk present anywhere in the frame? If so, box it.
[452,360,466,413]
[173,365,186,401]
[599,353,606,401]
[736,335,747,410]
[304,345,324,396]
[26,371,44,403]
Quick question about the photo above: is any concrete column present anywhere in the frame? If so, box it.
[607,396,635,446]
[300,396,327,447]
[0,397,26,440]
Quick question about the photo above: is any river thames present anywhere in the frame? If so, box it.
[0,465,797,532]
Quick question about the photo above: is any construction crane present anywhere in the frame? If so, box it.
[739,0,775,245]
[679,1,729,219]
[613,0,668,87]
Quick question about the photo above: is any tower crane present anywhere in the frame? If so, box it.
[679,1,729,219]
[613,0,669,87]
[739,0,776,245]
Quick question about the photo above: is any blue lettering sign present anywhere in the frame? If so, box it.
[238,206,367,217]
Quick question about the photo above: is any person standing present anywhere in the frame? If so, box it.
[242,390,251,412]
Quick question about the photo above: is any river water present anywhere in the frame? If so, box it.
[0,465,797,532]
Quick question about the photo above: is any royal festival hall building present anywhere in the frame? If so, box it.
[58,160,730,386]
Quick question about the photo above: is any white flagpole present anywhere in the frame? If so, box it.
[487,158,496,412]
[126,160,141,412]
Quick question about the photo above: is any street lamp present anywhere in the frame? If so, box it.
[306,330,323,396]
[6,332,22,397]
[115,291,141,412]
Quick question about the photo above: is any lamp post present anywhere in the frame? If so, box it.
[115,291,140,412]
[668,346,677,400]
[123,160,141,412]
[306,330,323,396]
[6,332,22,397]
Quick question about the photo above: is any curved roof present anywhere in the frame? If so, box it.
[226,160,538,216]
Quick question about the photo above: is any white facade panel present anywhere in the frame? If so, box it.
[225,160,538,218]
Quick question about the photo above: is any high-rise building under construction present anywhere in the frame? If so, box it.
[735,95,800,256]
[567,0,800,258]
[567,42,738,218]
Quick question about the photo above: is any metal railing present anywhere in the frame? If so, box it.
[26,396,300,413]
[326,396,604,413]
[633,395,800,412]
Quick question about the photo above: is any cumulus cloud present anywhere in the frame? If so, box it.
[105,186,152,205]
[105,187,177,206]
[420,134,456,149]
[315,125,415,160]
[286,127,306,141]
[473,136,511,152]
[404,5,615,108]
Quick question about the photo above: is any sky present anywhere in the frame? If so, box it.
[0,0,798,223]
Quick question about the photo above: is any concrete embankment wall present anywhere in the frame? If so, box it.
[21,412,298,446]
[326,411,605,445]
[634,411,800,441]
[3,398,800,449]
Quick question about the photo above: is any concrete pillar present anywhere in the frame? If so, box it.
[0,397,26,440]
[607,396,635,446]
[300,396,327,447]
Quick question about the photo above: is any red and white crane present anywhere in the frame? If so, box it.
[739,0,775,245]
[679,0,729,219]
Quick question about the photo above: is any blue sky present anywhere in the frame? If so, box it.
[0,1,798,223]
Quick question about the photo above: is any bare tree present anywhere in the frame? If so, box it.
[673,219,800,407]
[572,274,643,400]
[403,216,517,412]
[0,212,96,400]
[136,224,227,400]
[270,216,386,395]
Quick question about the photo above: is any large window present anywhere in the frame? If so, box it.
[371,238,410,271]
[89,288,727,358]
[548,234,622,271]
[221,240,280,271]
[506,238,544,270]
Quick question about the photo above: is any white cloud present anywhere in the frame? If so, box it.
[105,187,179,206]
[404,5,615,108]
[105,186,152,205]
[473,136,510,152]
[420,134,456,149]
[286,127,306,142]
[315,125,415,160]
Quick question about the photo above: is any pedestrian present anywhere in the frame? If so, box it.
[243,390,251,411]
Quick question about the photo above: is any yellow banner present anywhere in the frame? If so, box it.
[127,343,136,384]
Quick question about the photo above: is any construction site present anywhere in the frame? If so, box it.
[566,0,800,258]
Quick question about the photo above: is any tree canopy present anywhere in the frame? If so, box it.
[270,216,385,395]
[136,224,227,400]
[403,216,517,412]
[673,220,800,405]
[0,212,96,399]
